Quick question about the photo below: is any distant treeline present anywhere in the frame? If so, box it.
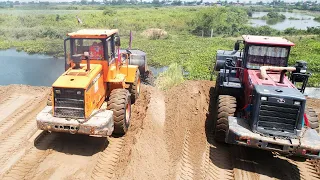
[189,7,320,37]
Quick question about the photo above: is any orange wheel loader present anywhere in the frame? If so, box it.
[36,29,141,136]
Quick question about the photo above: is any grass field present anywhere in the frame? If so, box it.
[0,6,320,86]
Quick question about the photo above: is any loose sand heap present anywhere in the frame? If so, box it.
[0,82,319,180]
[141,28,168,39]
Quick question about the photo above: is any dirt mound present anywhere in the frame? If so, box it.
[1,81,320,180]
[114,85,170,179]
[141,28,168,40]
[112,85,152,178]
[164,80,213,179]
[306,98,320,177]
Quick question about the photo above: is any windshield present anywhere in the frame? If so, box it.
[247,45,289,69]
[71,39,104,60]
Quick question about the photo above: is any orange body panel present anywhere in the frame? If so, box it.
[107,63,138,83]
[51,28,139,119]
[84,72,106,118]
[70,60,138,84]
[52,64,106,118]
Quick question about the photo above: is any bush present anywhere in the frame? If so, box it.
[103,9,117,16]
[141,28,168,40]
[155,63,184,90]
[266,12,286,20]
[188,7,249,36]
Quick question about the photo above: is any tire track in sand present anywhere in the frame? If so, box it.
[287,158,320,180]
[90,137,124,180]
[28,133,107,180]
[0,94,31,124]
[175,129,194,180]
[1,131,59,180]
[201,132,235,180]
[0,94,47,175]
[0,96,38,140]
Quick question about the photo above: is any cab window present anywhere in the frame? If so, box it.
[247,45,289,69]
[72,39,104,60]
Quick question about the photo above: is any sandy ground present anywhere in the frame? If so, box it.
[0,82,320,180]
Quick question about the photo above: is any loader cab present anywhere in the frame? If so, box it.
[240,35,294,70]
[63,29,120,71]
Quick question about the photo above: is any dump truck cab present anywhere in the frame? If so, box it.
[37,29,142,137]
[213,35,320,160]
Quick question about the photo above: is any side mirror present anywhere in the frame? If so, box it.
[115,35,121,47]
[234,41,240,51]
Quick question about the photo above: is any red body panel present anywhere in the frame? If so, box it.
[242,35,295,46]
[248,70,296,88]
[241,69,296,108]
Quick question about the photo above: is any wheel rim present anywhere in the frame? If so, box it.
[137,77,141,94]
[125,101,131,125]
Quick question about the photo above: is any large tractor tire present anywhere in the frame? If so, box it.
[213,95,237,142]
[107,89,131,135]
[128,69,141,104]
[305,107,319,133]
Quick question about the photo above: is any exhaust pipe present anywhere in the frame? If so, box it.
[84,52,90,71]
[87,58,90,71]
[279,70,287,84]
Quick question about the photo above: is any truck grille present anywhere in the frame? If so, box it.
[257,101,300,133]
[54,88,85,118]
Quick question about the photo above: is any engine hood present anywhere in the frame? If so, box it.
[248,69,296,88]
[254,84,306,101]
[52,64,102,89]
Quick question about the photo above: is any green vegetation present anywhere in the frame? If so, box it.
[0,6,320,86]
[265,12,286,20]
[288,17,301,20]
[188,7,248,36]
[315,16,320,22]
[155,63,184,90]
[253,12,286,25]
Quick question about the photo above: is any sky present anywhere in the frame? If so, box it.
[0,0,310,2]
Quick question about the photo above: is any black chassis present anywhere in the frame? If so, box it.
[213,49,244,100]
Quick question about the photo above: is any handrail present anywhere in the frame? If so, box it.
[260,66,296,80]
[120,53,129,76]
[224,58,242,84]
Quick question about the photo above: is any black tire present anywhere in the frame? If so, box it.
[128,69,141,104]
[107,89,131,135]
[213,95,237,142]
[305,107,319,133]
[143,70,155,86]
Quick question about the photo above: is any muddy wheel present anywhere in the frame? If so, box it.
[144,70,155,86]
[306,107,319,133]
[213,95,236,142]
[128,69,141,104]
[107,89,131,135]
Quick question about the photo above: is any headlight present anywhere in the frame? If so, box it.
[55,89,61,94]
[261,96,268,101]
[77,91,81,95]
[300,69,306,73]
[294,101,301,105]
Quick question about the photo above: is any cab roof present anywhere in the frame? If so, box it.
[67,29,118,38]
[242,35,295,46]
